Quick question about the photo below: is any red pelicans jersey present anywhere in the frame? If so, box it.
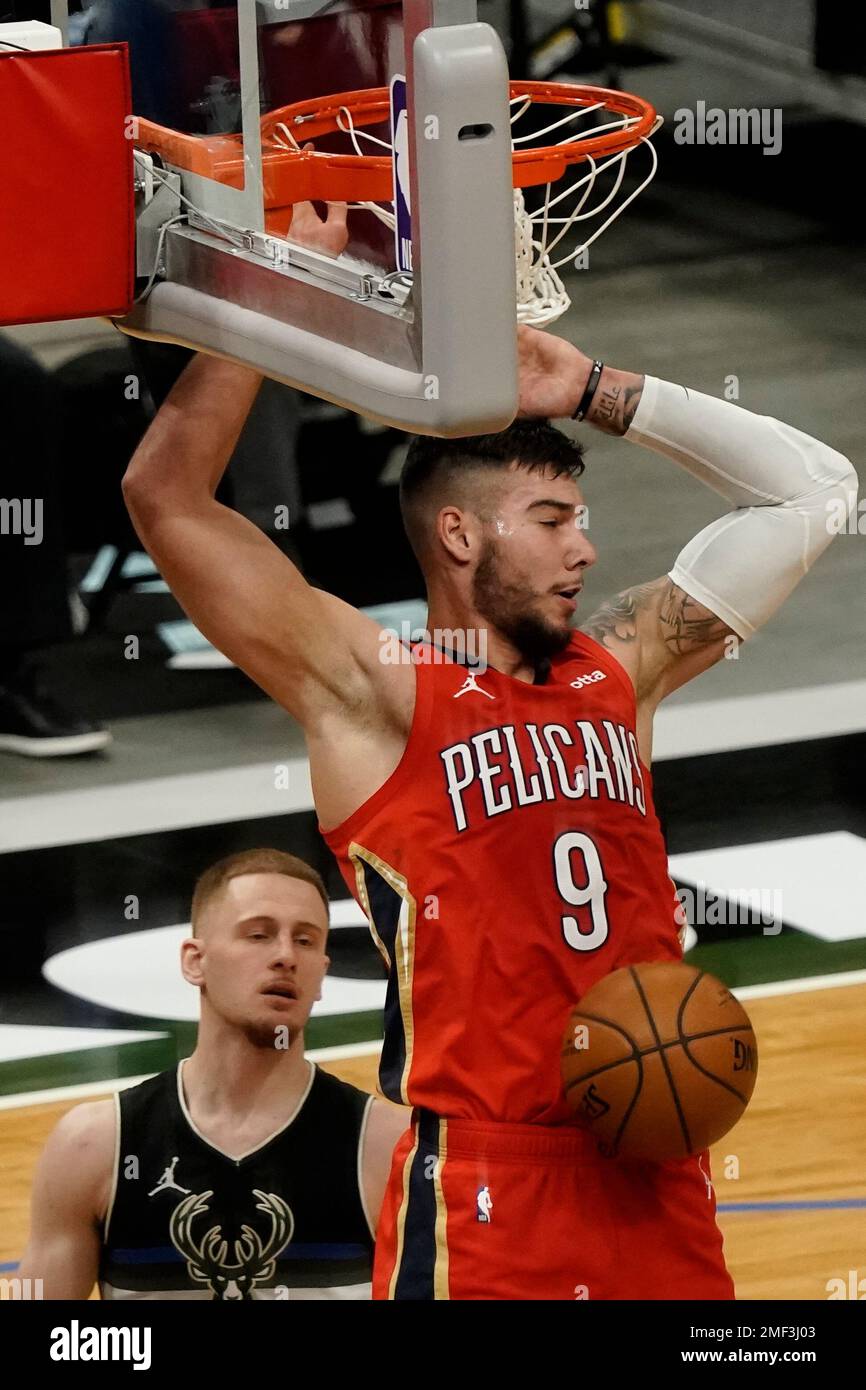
[321,633,682,1126]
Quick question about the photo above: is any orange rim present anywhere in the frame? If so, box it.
[258,81,658,203]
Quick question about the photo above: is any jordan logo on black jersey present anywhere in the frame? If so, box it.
[148,1156,191,1197]
[170,1188,294,1300]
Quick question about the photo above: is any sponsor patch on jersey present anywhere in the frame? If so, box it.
[570,669,607,689]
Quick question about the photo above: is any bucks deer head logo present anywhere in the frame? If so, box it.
[170,1189,293,1300]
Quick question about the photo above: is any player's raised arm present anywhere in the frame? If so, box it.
[16,1101,115,1300]
[122,199,398,733]
[122,356,397,732]
[517,326,858,703]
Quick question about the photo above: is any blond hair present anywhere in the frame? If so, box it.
[191,848,329,933]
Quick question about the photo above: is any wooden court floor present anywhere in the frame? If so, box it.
[2,984,864,1300]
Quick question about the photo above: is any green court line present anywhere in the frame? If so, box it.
[0,1013,384,1099]
[689,931,866,988]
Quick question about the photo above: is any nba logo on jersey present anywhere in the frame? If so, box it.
[476,1185,493,1223]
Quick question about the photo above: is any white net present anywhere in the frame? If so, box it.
[509,94,661,324]
[271,92,662,329]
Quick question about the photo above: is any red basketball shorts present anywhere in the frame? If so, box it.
[373,1109,735,1300]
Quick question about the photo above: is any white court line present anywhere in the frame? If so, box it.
[0,757,313,854]
[0,1072,159,1112]
[3,972,866,1111]
[653,678,866,760]
[3,680,866,854]
[733,969,866,1002]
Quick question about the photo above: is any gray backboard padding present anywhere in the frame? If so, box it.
[119,278,513,436]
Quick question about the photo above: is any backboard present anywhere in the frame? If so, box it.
[7,5,660,433]
[108,0,520,436]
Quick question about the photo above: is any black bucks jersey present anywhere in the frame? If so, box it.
[100,1062,376,1299]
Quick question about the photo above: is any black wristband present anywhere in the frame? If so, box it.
[572,359,604,421]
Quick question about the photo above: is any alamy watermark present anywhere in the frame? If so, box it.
[826,495,865,534]
[50,1321,151,1370]
[379,625,489,669]
[674,102,782,157]
[0,497,43,545]
[676,882,783,935]
[826,1270,866,1299]
[0,1276,43,1299]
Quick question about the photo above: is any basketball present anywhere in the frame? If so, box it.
[562,963,757,1161]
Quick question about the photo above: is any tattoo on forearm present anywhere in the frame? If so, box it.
[622,382,643,430]
[587,374,645,436]
[594,385,621,424]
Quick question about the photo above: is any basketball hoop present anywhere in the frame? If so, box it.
[126,56,662,433]
[261,82,662,328]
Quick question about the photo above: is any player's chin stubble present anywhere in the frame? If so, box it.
[472,537,572,662]
[243,1020,300,1051]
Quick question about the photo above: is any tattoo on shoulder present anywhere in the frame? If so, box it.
[658,582,732,655]
[581,579,662,646]
[582,579,731,656]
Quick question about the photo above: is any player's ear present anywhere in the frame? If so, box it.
[181,936,205,987]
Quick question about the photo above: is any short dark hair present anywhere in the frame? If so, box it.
[399,419,585,565]
[191,848,329,934]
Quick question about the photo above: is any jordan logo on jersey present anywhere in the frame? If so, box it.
[476,1185,493,1223]
[453,672,494,700]
[170,1188,294,1300]
[148,1156,192,1197]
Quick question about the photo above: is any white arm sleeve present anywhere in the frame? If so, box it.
[624,376,859,639]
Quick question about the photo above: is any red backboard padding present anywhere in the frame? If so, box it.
[0,44,135,326]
